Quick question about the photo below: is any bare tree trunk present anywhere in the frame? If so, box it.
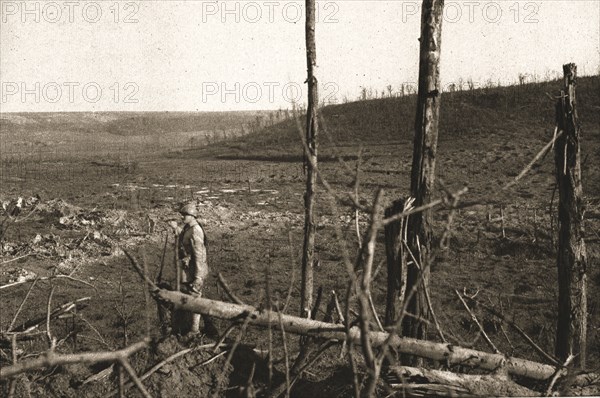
[384,199,408,326]
[405,0,444,363]
[301,0,318,320]
[554,63,588,368]
[270,4,319,395]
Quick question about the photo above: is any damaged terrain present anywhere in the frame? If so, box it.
[1,77,600,396]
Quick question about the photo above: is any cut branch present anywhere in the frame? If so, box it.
[455,289,499,353]
[8,297,91,334]
[464,296,560,366]
[107,343,224,396]
[388,366,538,397]
[217,272,244,305]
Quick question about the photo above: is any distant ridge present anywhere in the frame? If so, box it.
[0,111,267,136]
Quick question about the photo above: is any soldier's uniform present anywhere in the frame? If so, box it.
[177,204,218,336]
[178,218,208,295]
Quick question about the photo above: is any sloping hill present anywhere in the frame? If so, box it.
[194,76,600,162]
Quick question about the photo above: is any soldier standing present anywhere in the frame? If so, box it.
[176,203,219,336]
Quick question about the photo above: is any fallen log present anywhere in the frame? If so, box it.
[387,366,539,397]
[6,297,91,334]
[157,289,558,381]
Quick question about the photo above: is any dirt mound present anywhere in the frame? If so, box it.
[141,336,231,398]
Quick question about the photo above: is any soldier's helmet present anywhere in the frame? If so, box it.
[179,203,198,217]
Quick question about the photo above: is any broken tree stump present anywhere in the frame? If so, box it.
[554,62,588,368]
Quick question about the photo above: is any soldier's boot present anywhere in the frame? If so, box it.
[190,313,202,334]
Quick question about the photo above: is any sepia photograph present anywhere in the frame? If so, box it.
[1,1,599,396]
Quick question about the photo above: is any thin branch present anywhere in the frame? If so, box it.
[123,249,159,291]
[438,178,461,250]
[466,296,560,366]
[156,231,169,283]
[109,343,225,396]
[56,274,97,289]
[1,339,150,379]
[142,251,151,337]
[375,252,435,373]
[326,195,356,285]
[357,190,385,397]
[118,363,125,398]
[424,280,446,343]
[174,231,181,292]
[212,323,238,353]
[292,110,369,213]
[500,325,515,353]
[217,272,244,305]
[368,294,384,332]
[354,147,363,249]
[8,334,17,398]
[332,290,345,324]
[76,313,112,350]
[382,187,469,226]
[503,130,564,190]
[324,193,360,397]
[348,342,361,398]
[287,341,337,394]
[323,292,337,323]
[8,277,39,331]
[245,362,257,397]
[282,231,296,314]
[276,302,291,398]
[214,316,252,398]
[119,358,153,398]
[78,364,114,387]
[317,113,358,176]
[401,239,446,343]
[0,252,34,265]
[191,350,228,369]
[455,289,499,354]
[545,354,574,396]
[357,190,383,370]
[46,286,56,349]
[266,261,273,389]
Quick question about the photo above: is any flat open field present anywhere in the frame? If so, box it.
[1,77,599,397]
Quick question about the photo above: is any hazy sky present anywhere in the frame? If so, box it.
[1,0,598,112]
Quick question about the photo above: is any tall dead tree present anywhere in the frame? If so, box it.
[554,63,588,368]
[300,0,318,319]
[404,0,444,360]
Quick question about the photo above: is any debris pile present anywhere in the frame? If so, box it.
[0,267,36,288]
[1,196,161,283]
[1,195,40,218]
